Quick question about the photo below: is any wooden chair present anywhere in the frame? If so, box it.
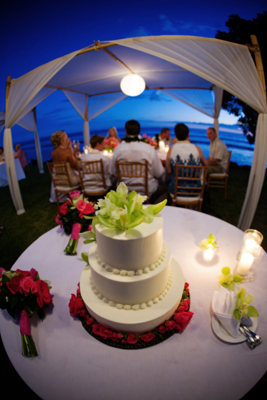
[169,164,208,211]
[78,159,108,200]
[47,161,81,208]
[207,151,232,199]
[116,160,150,202]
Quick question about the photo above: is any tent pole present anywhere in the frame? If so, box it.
[83,95,90,146]
[4,76,25,214]
[238,36,266,230]
[250,35,266,95]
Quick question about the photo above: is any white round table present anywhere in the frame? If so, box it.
[1,207,266,400]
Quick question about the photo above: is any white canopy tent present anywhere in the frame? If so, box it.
[1,109,44,174]
[4,35,267,229]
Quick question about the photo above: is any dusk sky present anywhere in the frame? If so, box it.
[1,0,266,143]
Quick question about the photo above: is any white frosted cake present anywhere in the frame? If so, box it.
[80,214,185,333]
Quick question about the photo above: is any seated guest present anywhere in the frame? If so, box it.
[206,127,228,173]
[14,144,28,169]
[166,123,207,194]
[154,128,174,147]
[81,135,112,189]
[50,130,80,186]
[106,127,121,143]
[112,120,167,203]
[0,147,4,162]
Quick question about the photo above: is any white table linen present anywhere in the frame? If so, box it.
[1,207,267,400]
[0,159,26,187]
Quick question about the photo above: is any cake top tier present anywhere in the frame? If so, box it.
[95,215,163,270]
[95,214,163,241]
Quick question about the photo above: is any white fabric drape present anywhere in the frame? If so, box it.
[63,90,126,146]
[17,109,36,132]
[63,91,90,145]
[0,110,43,173]
[17,109,44,173]
[238,113,267,230]
[88,93,127,120]
[3,128,25,214]
[160,89,215,118]
[114,36,266,112]
[5,50,80,214]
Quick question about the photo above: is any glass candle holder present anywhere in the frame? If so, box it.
[237,229,263,261]
[201,245,218,262]
[243,229,263,252]
[235,234,264,282]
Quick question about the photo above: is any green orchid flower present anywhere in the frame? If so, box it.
[81,183,167,252]
[199,233,219,250]
[233,288,259,321]
[218,267,244,291]
[116,182,128,198]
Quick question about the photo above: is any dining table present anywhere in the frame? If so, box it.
[0,159,26,187]
[1,206,266,400]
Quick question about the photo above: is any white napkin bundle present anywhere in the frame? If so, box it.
[212,286,240,338]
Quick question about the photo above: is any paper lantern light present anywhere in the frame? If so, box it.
[120,74,146,97]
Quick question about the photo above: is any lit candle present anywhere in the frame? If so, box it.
[165,145,169,153]
[84,148,88,154]
[203,248,214,262]
[159,140,165,151]
[237,252,254,275]
[244,238,257,253]
[103,150,108,156]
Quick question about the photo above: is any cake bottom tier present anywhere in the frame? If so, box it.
[80,258,185,334]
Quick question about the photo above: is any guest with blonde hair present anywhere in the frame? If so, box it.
[106,127,121,143]
[50,130,80,185]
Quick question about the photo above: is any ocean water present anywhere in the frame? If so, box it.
[21,126,255,167]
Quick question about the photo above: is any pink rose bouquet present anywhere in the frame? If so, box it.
[55,190,95,255]
[0,268,52,358]
[142,134,158,148]
[104,137,119,152]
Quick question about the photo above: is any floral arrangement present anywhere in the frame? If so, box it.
[142,134,158,148]
[121,134,157,148]
[55,190,95,255]
[69,282,193,347]
[80,183,167,244]
[199,233,219,251]
[217,267,259,321]
[234,288,259,321]
[218,266,244,291]
[104,137,119,152]
[0,267,52,357]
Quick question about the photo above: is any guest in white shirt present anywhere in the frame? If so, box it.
[112,120,167,203]
[81,135,112,188]
[154,128,174,147]
[206,127,228,173]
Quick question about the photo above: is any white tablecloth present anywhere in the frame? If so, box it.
[1,207,266,400]
[0,159,26,187]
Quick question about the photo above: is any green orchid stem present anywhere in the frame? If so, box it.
[21,334,38,358]
[64,238,78,255]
